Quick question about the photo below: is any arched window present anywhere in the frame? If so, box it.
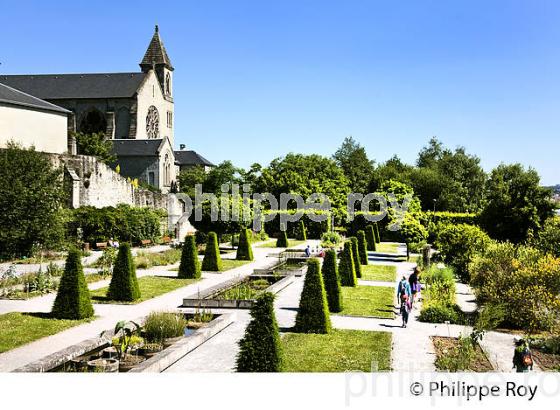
[165,73,171,96]
[146,106,159,138]
[164,153,171,186]
[79,108,107,135]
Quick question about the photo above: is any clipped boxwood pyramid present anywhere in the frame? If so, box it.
[178,235,201,279]
[202,231,223,271]
[357,230,369,265]
[51,248,94,319]
[276,230,289,248]
[236,292,283,372]
[107,243,141,301]
[236,228,254,261]
[374,222,381,243]
[366,224,377,251]
[294,258,331,334]
[339,241,357,287]
[350,237,362,278]
[321,249,343,313]
[295,220,307,241]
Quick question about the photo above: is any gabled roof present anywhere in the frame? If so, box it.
[140,25,174,71]
[0,82,70,114]
[174,150,215,167]
[111,138,170,156]
[0,72,147,100]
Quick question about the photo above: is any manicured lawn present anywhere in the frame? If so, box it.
[90,276,199,304]
[0,312,92,353]
[220,259,252,271]
[338,286,395,318]
[256,239,306,248]
[360,264,397,282]
[135,248,182,269]
[281,329,392,372]
[375,242,400,254]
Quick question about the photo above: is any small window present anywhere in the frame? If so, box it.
[165,73,171,96]
[167,111,173,128]
[148,172,155,186]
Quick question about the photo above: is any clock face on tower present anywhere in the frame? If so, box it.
[146,106,160,138]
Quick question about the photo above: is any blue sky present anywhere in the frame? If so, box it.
[2,0,559,184]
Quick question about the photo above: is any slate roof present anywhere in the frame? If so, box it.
[0,82,70,114]
[112,139,167,156]
[0,72,147,100]
[140,25,174,71]
[174,150,215,167]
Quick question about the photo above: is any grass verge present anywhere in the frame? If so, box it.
[375,243,400,254]
[360,264,397,282]
[338,286,395,318]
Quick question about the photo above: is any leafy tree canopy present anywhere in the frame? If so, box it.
[332,136,375,194]
[73,132,116,164]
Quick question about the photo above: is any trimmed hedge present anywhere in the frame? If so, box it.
[294,258,331,334]
[236,228,254,261]
[263,211,330,239]
[236,292,283,372]
[51,249,94,319]
[322,249,343,313]
[276,231,289,248]
[419,304,462,324]
[339,241,357,286]
[357,230,369,265]
[366,225,377,251]
[374,222,381,243]
[350,237,362,279]
[295,220,307,241]
[202,232,223,271]
[178,235,201,279]
[107,243,141,302]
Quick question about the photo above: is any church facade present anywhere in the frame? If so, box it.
[0,26,200,194]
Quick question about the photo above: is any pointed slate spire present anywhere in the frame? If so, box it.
[140,25,174,72]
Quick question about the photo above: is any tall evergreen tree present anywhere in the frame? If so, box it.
[339,241,357,286]
[236,292,283,372]
[350,237,362,278]
[366,225,377,251]
[202,232,223,271]
[357,230,369,265]
[295,258,331,334]
[107,243,141,301]
[178,235,201,279]
[51,249,94,319]
[321,249,343,312]
[236,228,254,261]
[374,222,381,243]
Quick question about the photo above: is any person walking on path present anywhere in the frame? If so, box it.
[512,337,534,373]
[396,276,411,323]
[408,267,421,306]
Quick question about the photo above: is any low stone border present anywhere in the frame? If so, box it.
[129,312,236,373]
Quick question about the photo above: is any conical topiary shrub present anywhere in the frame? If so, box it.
[295,220,307,241]
[294,258,331,333]
[178,235,201,279]
[339,241,357,287]
[357,230,369,266]
[374,222,381,243]
[236,228,254,261]
[276,231,289,248]
[350,237,362,279]
[322,249,343,313]
[107,243,141,301]
[366,225,377,251]
[202,232,223,271]
[236,292,283,372]
[51,249,94,319]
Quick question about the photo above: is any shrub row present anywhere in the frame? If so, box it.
[263,211,330,239]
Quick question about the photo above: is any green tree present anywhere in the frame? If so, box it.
[369,155,414,192]
[236,292,283,372]
[294,258,331,334]
[480,164,555,243]
[51,249,94,319]
[202,232,223,271]
[357,230,369,265]
[530,217,560,258]
[178,235,201,279]
[339,241,357,286]
[73,132,116,164]
[178,165,207,197]
[399,214,428,261]
[236,228,254,261]
[0,143,64,259]
[107,243,141,301]
[321,250,343,312]
[350,237,362,278]
[332,136,375,193]
[366,225,377,251]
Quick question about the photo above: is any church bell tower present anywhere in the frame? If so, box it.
[140,25,174,100]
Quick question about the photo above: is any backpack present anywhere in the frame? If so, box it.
[522,350,533,367]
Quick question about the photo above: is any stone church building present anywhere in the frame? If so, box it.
[1,26,211,193]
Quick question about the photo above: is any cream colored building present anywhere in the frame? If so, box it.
[0,82,69,153]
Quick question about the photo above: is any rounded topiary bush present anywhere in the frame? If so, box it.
[294,258,331,334]
[418,304,461,324]
[276,231,289,248]
[322,249,342,313]
[51,249,94,319]
[107,243,141,301]
[350,237,362,278]
[295,220,307,241]
[236,292,283,372]
[178,235,201,279]
[357,230,369,265]
[366,225,377,251]
[202,232,223,271]
[339,241,357,287]
[236,228,254,261]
